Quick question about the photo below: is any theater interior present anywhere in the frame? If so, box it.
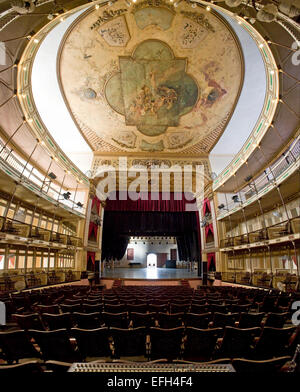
[0,0,299,375]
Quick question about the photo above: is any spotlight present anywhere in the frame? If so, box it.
[244,175,253,182]
[218,204,225,210]
[232,195,239,203]
[76,202,84,208]
[48,172,57,180]
[62,192,71,200]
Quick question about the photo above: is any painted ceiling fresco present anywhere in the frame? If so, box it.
[58,0,244,154]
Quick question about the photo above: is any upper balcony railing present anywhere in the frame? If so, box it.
[0,139,87,216]
[217,135,300,219]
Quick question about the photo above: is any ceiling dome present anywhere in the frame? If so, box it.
[57,1,244,154]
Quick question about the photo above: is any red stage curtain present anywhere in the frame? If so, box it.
[87,251,95,265]
[207,252,215,271]
[88,196,101,241]
[105,191,196,212]
[205,223,214,238]
[203,198,211,215]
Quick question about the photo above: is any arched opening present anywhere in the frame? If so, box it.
[147,253,157,269]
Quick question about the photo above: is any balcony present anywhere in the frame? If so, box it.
[217,136,300,220]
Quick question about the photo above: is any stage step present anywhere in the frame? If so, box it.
[112,279,123,288]
[180,279,190,288]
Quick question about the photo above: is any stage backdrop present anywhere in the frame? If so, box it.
[101,192,201,266]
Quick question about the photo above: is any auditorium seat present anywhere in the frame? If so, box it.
[149,327,185,360]
[63,299,82,306]
[148,303,169,314]
[36,304,60,315]
[60,303,82,314]
[110,327,147,359]
[185,312,212,329]
[28,329,80,362]
[71,327,111,361]
[252,326,296,359]
[232,356,291,373]
[156,312,184,329]
[127,303,148,314]
[0,330,41,363]
[238,312,265,329]
[45,360,73,373]
[189,304,209,314]
[208,304,229,314]
[42,313,73,331]
[104,304,126,313]
[83,298,102,305]
[211,312,240,328]
[217,326,261,359]
[72,312,103,329]
[182,327,223,361]
[0,361,44,373]
[264,312,289,328]
[102,312,129,329]
[13,313,46,331]
[82,303,103,314]
[230,304,252,314]
[129,312,156,329]
[169,303,190,314]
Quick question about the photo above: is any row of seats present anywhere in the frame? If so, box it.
[12,310,291,331]
[0,325,298,363]
[0,356,295,374]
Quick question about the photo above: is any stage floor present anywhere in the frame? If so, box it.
[101,267,199,280]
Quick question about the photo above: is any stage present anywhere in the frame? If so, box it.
[101,267,200,280]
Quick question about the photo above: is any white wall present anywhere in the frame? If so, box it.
[118,238,178,267]
[209,10,266,175]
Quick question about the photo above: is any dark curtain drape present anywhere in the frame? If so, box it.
[101,211,200,262]
[104,191,196,212]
